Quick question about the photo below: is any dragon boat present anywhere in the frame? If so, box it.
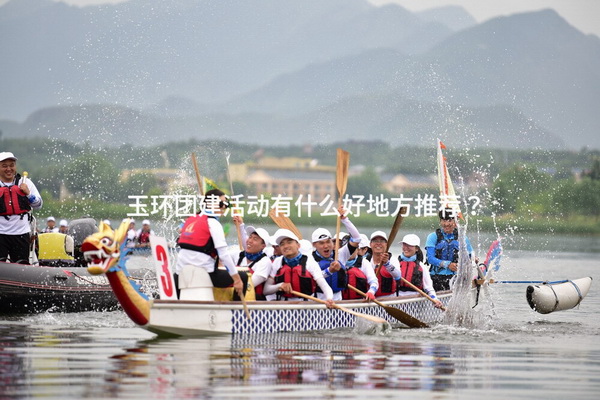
[82,220,450,337]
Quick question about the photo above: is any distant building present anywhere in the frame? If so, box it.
[229,157,336,199]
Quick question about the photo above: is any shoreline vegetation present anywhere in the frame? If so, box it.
[38,197,600,235]
[5,137,599,236]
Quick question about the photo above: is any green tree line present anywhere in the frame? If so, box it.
[2,137,599,230]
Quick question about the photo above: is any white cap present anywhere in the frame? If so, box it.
[401,234,420,247]
[358,234,369,248]
[245,226,271,246]
[59,219,68,227]
[0,152,17,162]
[299,239,313,255]
[311,227,332,243]
[370,230,388,241]
[273,229,300,246]
[123,217,135,223]
[47,216,55,222]
[142,219,150,225]
[103,219,111,226]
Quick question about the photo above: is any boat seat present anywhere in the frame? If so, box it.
[179,265,215,301]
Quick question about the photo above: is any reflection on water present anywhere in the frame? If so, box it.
[1,321,599,399]
[0,253,598,399]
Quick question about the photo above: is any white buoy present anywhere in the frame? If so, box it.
[526,277,592,314]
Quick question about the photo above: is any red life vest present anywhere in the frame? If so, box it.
[237,251,267,300]
[274,255,316,298]
[177,214,217,257]
[138,230,151,244]
[0,185,31,217]
[398,259,424,291]
[375,264,397,297]
[342,265,368,300]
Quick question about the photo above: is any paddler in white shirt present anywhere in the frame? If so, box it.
[263,229,335,308]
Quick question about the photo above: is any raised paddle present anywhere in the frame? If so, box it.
[290,290,387,325]
[334,148,350,261]
[347,285,429,328]
[268,208,303,239]
[224,152,244,251]
[190,153,205,196]
[386,206,407,251]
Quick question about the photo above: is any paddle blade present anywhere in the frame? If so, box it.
[268,208,303,239]
[383,305,429,328]
[386,206,407,251]
[336,148,350,198]
[191,153,204,196]
[347,285,429,328]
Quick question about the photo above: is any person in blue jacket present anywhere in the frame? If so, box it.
[425,208,473,291]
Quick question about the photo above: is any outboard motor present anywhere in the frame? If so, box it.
[68,218,98,267]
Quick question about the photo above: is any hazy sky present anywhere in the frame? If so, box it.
[1,0,598,36]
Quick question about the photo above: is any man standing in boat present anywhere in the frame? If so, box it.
[425,208,474,291]
[263,229,334,307]
[174,189,247,300]
[0,152,43,264]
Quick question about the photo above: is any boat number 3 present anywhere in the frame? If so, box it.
[155,244,174,298]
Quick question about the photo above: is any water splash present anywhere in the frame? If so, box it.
[442,223,494,328]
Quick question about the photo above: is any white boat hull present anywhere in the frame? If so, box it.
[142,292,451,336]
[526,277,592,314]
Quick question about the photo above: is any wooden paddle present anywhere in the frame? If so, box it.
[387,206,446,311]
[399,278,446,311]
[334,148,350,261]
[190,153,204,196]
[268,208,303,239]
[347,285,429,328]
[290,290,387,325]
[224,152,244,251]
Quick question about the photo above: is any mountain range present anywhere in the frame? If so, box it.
[0,0,598,150]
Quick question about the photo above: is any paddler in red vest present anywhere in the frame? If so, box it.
[0,152,43,264]
[397,234,443,308]
[174,189,247,300]
[232,222,273,301]
[342,234,379,300]
[135,219,154,248]
[263,229,334,307]
[368,230,402,298]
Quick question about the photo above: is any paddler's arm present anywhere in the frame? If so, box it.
[308,259,335,308]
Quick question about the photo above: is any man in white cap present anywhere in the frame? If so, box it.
[310,205,362,301]
[123,218,136,248]
[0,152,43,264]
[263,229,334,307]
[42,216,58,233]
[232,224,273,300]
[369,230,402,298]
[397,233,443,308]
[135,219,154,248]
[58,219,69,234]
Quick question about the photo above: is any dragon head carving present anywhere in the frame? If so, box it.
[82,219,131,275]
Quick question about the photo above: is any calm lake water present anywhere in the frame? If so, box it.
[1,230,599,399]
